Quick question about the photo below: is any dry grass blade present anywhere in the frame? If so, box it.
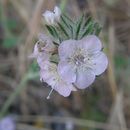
[17,0,46,115]
[107,89,127,130]
[9,0,29,24]
[107,22,117,99]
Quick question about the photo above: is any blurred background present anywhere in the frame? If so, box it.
[0,0,130,130]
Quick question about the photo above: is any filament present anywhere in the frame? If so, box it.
[46,88,54,99]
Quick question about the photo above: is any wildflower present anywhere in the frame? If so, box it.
[40,61,76,98]
[0,116,16,130]
[58,35,108,89]
[30,34,56,68]
[43,6,61,25]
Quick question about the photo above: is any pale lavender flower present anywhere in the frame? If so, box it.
[0,116,16,130]
[30,34,56,68]
[40,61,76,98]
[58,35,108,89]
[43,6,61,25]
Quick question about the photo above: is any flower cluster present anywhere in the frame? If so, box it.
[30,6,108,98]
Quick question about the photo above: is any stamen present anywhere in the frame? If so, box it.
[46,88,54,99]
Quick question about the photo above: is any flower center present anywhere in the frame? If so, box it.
[74,55,85,66]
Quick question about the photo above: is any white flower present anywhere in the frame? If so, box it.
[58,35,108,89]
[40,61,76,98]
[30,33,56,68]
[43,6,61,25]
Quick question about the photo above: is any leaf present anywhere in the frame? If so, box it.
[57,22,70,38]
[94,23,102,36]
[7,19,17,30]
[60,15,71,29]
[84,16,92,28]
[60,15,72,38]
[3,36,18,48]
[75,14,84,39]
[62,14,74,26]
[45,25,59,39]
[81,22,94,38]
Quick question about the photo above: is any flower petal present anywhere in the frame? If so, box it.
[29,42,39,58]
[54,6,61,21]
[91,52,108,75]
[75,69,95,89]
[54,81,72,97]
[58,39,77,60]
[79,35,102,53]
[43,11,55,25]
[58,61,76,83]
[37,53,50,68]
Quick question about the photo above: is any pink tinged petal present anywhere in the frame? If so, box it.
[58,39,77,60]
[54,81,72,97]
[91,52,108,75]
[40,69,56,87]
[37,53,50,68]
[58,61,76,83]
[40,69,51,82]
[75,69,95,89]
[79,35,102,53]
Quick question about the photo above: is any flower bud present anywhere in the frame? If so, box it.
[43,6,61,25]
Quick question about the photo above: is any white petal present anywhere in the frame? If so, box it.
[91,52,108,75]
[58,39,77,60]
[43,11,55,25]
[75,69,95,89]
[58,61,76,83]
[39,61,57,81]
[79,35,102,53]
[40,69,51,81]
[29,42,39,58]
[54,81,72,97]
[54,6,61,21]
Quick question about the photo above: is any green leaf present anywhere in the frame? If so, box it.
[60,15,71,29]
[29,61,39,72]
[62,14,74,27]
[57,22,70,38]
[60,15,72,38]
[80,22,94,38]
[93,23,102,36]
[7,19,17,30]
[75,14,84,39]
[45,25,59,39]
[3,36,18,48]
[84,16,92,28]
